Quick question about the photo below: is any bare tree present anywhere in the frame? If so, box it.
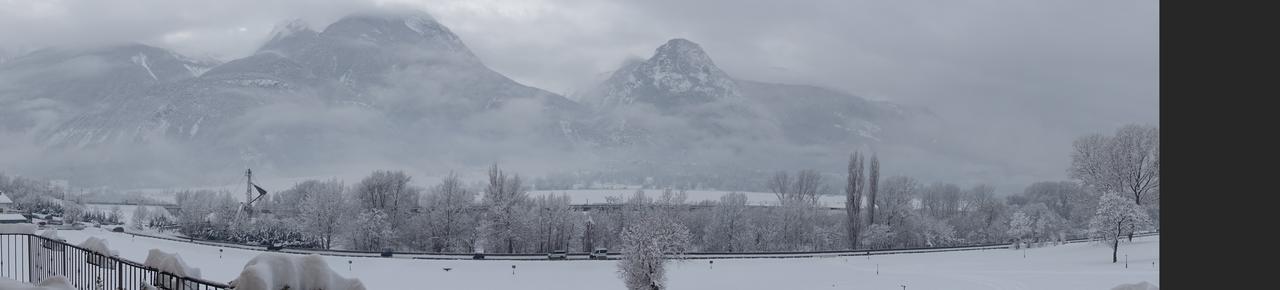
[792,170,823,204]
[767,171,791,203]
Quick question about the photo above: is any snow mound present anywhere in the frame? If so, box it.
[77,236,118,256]
[1111,281,1159,290]
[145,249,202,277]
[145,249,203,289]
[0,223,36,234]
[230,253,365,290]
[0,276,76,290]
[40,229,59,239]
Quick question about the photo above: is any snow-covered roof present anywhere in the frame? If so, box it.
[0,213,28,221]
[0,193,13,204]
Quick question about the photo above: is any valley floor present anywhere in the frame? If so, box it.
[53,228,1158,290]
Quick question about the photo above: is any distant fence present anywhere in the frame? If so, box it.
[120,229,1158,261]
[0,233,230,290]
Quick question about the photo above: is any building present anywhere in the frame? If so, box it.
[0,192,13,213]
[0,213,29,224]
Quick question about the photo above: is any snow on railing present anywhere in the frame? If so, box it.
[0,233,231,290]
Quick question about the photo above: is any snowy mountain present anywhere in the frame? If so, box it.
[1,11,590,186]
[0,44,219,134]
[577,38,928,151]
[0,11,953,188]
[587,39,742,110]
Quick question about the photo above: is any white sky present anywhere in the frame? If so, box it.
[0,0,1159,184]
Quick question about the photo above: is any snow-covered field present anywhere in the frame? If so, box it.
[51,228,1158,290]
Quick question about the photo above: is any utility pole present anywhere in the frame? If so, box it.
[245,168,254,216]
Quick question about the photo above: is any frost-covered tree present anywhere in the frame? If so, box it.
[921,183,962,220]
[271,179,341,215]
[131,205,151,230]
[859,224,895,249]
[867,153,880,225]
[919,214,956,247]
[1089,192,1153,262]
[955,185,1009,242]
[352,170,421,233]
[482,164,531,253]
[174,190,239,238]
[1070,125,1159,206]
[844,153,865,249]
[876,176,919,229]
[769,169,824,250]
[297,179,348,249]
[617,209,691,290]
[417,173,477,252]
[346,209,396,251]
[1021,181,1097,229]
[1006,211,1032,245]
[702,192,749,252]
[531,193,576,252]
[1007,203,1066,245]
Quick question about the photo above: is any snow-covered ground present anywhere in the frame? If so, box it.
[51,228,1158,289]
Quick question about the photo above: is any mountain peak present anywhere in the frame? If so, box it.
[259,19,319,55]
[267,19,314,42]
[653,38,711,64]
[319,10,476,62]
[584,38,740,110]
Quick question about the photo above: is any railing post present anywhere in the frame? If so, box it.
[29,235,36,283]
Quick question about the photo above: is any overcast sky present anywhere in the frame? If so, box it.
[1,0,1158,185]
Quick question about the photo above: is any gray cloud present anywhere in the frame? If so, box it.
[0,0,1158,191]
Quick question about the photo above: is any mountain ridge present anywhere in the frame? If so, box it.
[0,10,951,188]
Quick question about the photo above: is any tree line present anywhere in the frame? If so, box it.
[1,124,1157,265]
